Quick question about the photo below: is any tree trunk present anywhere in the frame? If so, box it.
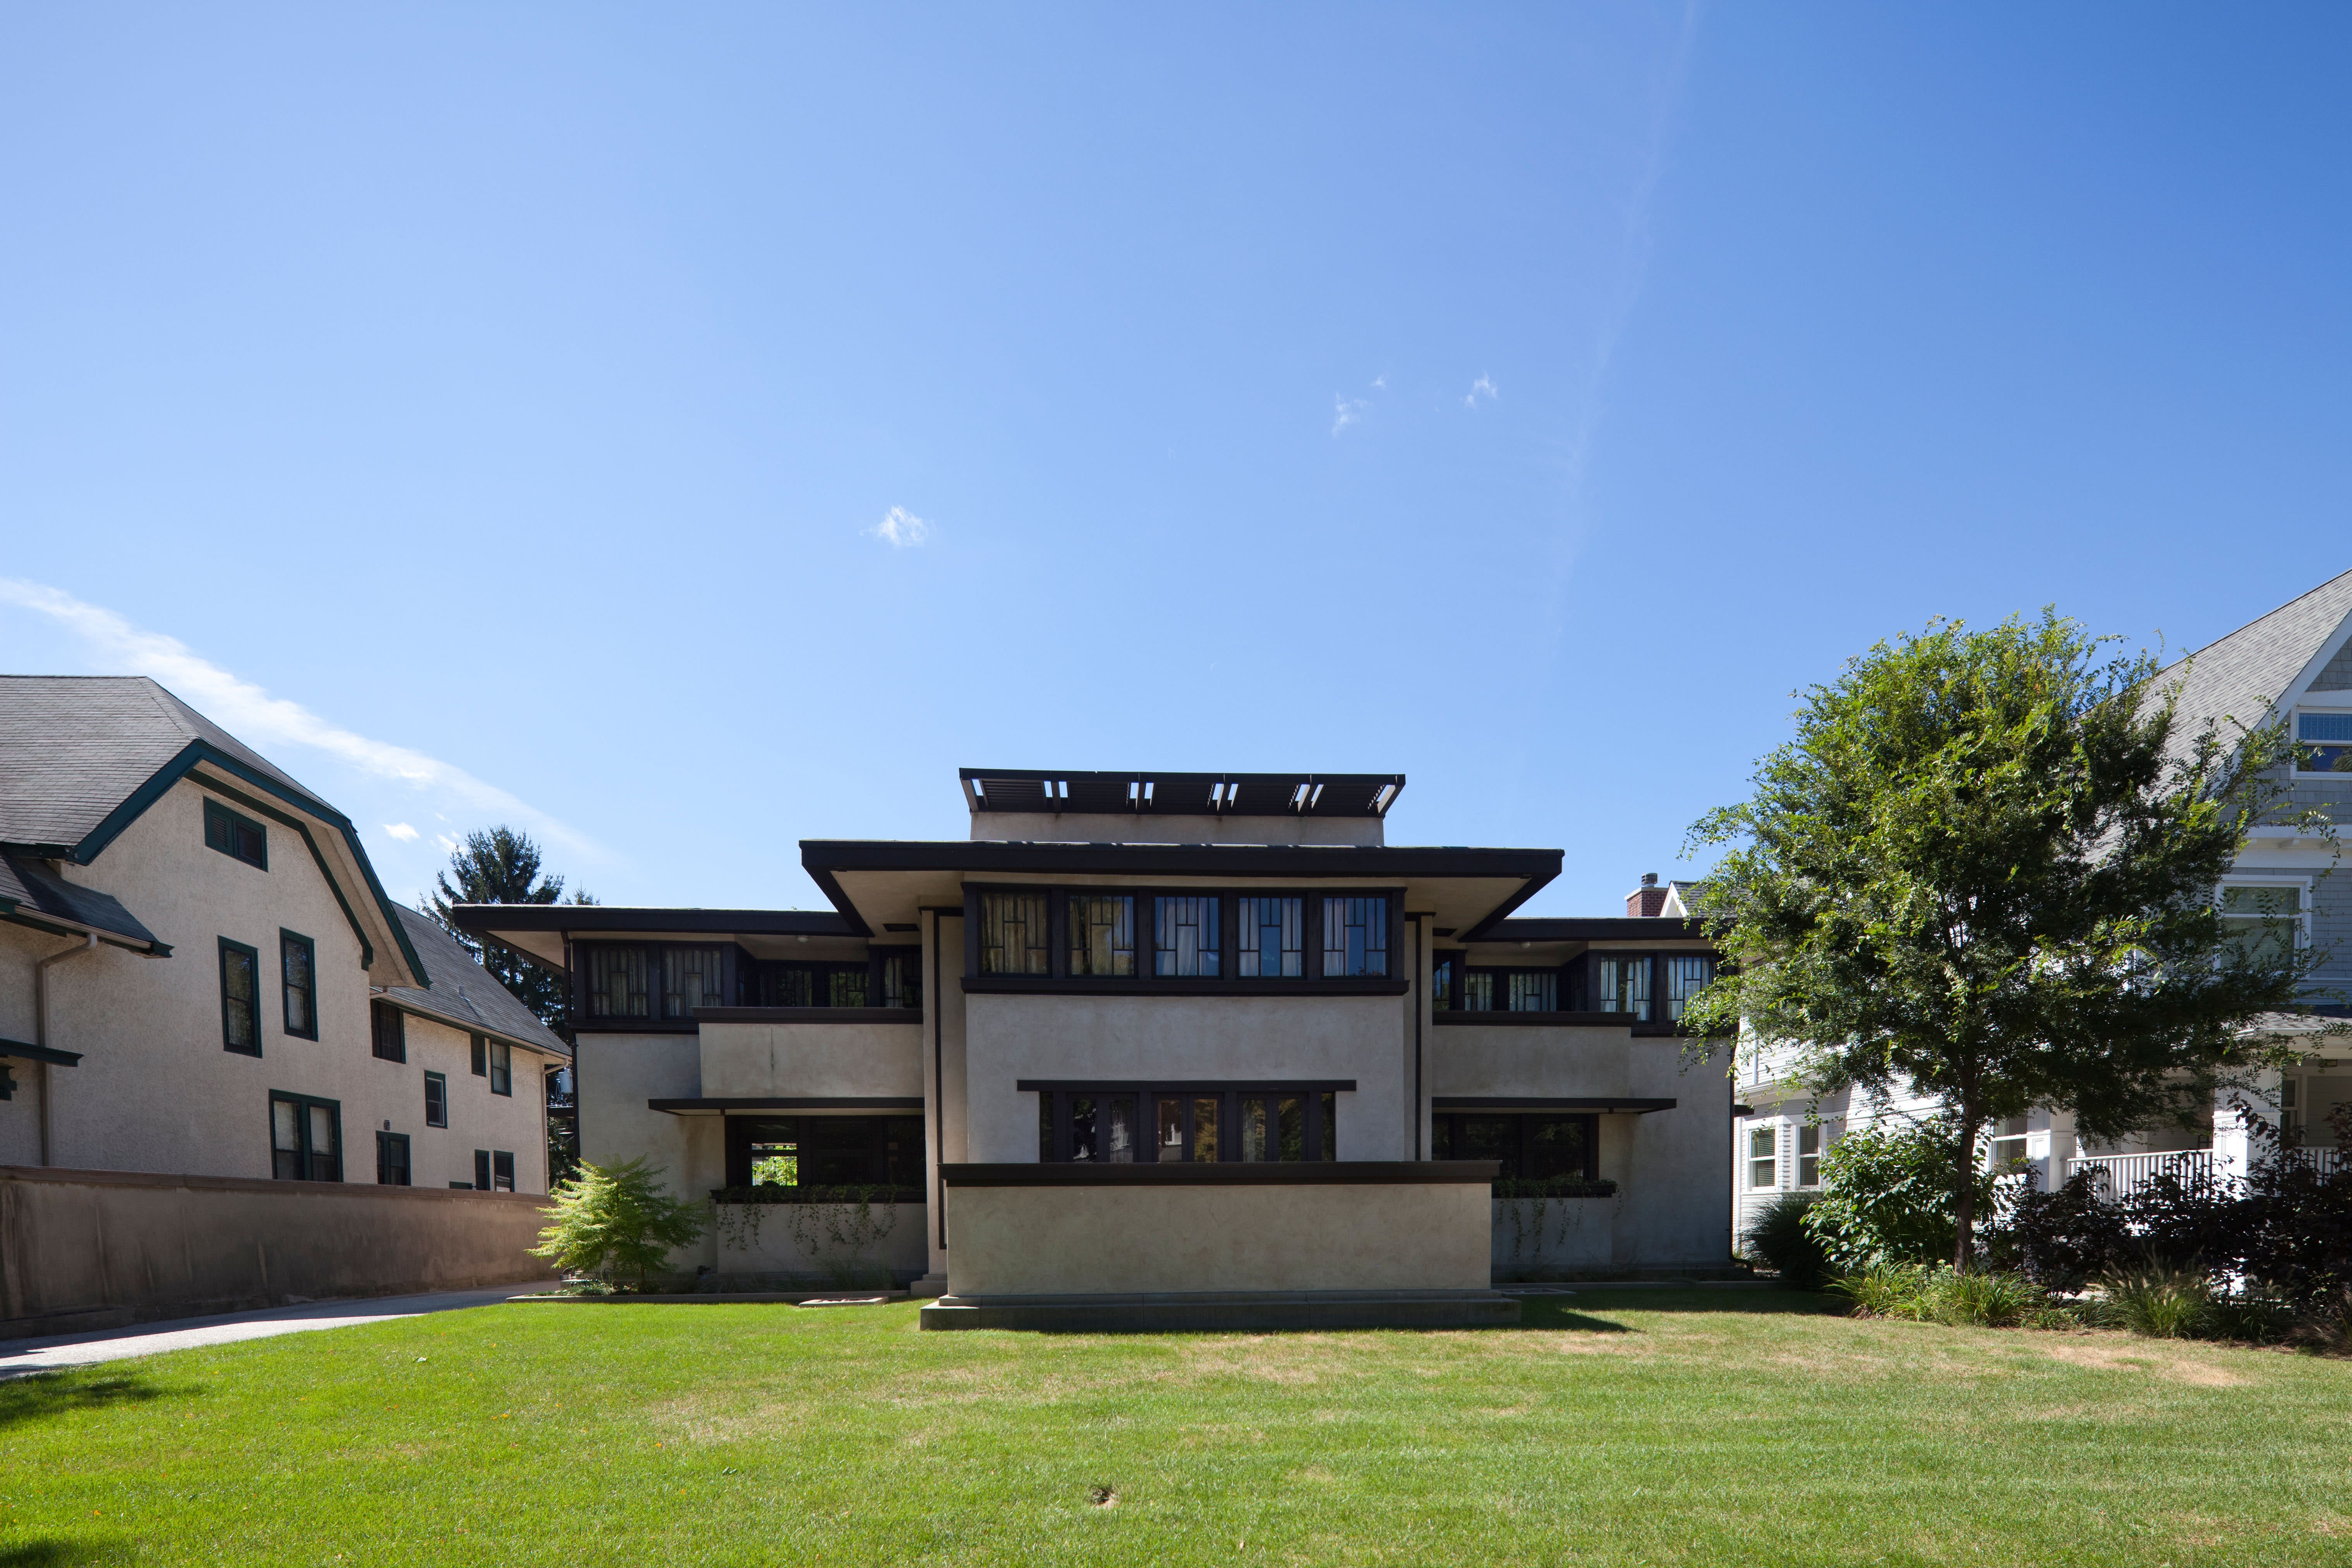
[1952,1101,1980,1273]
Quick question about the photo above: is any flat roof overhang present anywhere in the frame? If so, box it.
[1431,1096,1678,1114]
[450,905,853,974]
[802,839,1562,938]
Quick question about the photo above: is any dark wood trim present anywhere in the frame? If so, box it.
[649,1096,926,1113]
[1432,1096,1678,1113]
[1016,1079,1356,1093]
[1483,917,1710,943]
[0,1038,80,1067]
[1432,1010,1641,1027]
[692,1007,923,1025]
[449,906,855,937]
[939,1160,1501,1188]
[966,976,1407,998]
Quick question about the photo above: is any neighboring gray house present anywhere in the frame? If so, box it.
[1734,571,2352,1233]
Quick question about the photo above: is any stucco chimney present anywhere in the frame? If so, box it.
[1626,871,1667,918]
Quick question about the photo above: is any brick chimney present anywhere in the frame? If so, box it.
[1626,871,1667,918]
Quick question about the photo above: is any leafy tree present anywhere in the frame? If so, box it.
[1685,611,2333,1269]
[530,1158,707,1292]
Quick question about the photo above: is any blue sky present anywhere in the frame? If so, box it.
[3,5,2349,915]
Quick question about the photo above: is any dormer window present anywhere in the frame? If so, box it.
[2296,712,2352,773]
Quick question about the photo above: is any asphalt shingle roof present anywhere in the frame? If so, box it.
[2151,568,2352,763]
[382,905,570,1059]
[0,676,317,852]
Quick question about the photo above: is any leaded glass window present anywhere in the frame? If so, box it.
[1237,897,1303,977]
[1506,970,1557,1011]
[1067,895,1137,977]
[1664,956,1714,1021]
[880,950,922,1009]
[1431,957,1454,1010]
[1595,956,1651,1021]
[829,968,868,1007]
[981,893,1051,974]
[587,946,650,1018]
[662,946,727,1019]
[1154,896,1220,976]
[1323,896,1388,977]
[1462,970,1494,1011]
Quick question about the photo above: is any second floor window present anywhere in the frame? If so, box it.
[280,931,316,1039]
[424,1070,448,1127]
[489,1040,512,1096]
[1154,896,1220,977]
[661,946,726,1018]
[1237,897,1303,977]
[1595,956,1651,1021]
[1067,895,1136,976]
[2296,711,2352,772]
[1664,956,1714,1022]
[587,946,650,1018]
[371,1000,406,1063]
[1505,970,1556,1012]
[1431,957,1453,1009]
[219,938,261,1055]
[2220,884,2302,966]
[981,893,1051,974]
[1323,896,1389,977]
[880,950,922,1009]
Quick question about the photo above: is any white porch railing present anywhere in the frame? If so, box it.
[2063,1151,2213,1199]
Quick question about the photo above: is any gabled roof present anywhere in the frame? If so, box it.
[0,675,426,986]
[378,907,569,1060]
[2151,568,2352,761]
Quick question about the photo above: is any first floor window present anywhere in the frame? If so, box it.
[1040,1086,1335,1164]
[1664,956,1714,1022]
[271,1092,340,1181]
[724,1116,924,1189]
[1322,896,1388,977]
[377,1131,411,1186]
[1067,894,1137,976]
[1595,956,1652,1022]
[1748,1124,1778,1190]
[492,1150,515,1191]
[1431,1113,1595,1182]
[1798,1123,1824,1186]
[424,1070,448,1128]
[220,938,261,1055]
[1237,897,1303,977]
[489,1040,512,1096]
[473,1149,491,1191]
[980,892,1051,974]
[585,945,650,1019]
[1987,1116,2028,1170]
[371,999,406,1063]
[280,930,317,1039]
[1154,896,1220,977]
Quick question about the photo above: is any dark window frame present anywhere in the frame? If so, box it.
[722,1113,927,1191]
[473,1148,491,1191]
[219,937,262,1056]
[269,1090,341,1182]
[491,1150,515,1191]
[573,942,753,1031]
[962,885,1405,992]
[488,1040,512,1096]
[279,928,318,1040]
[376,1130,411,1186]
[1430,1111,1600,1183]
[470,1033,487,1076]
[370,998,407,1063]
[424,1069,448,1128]
[1032,1083,1343,1164]
[203,798,268,870]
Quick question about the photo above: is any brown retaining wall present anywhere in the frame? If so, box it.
[0,1165,554,1338]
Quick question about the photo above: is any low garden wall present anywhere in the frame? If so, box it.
[0,1164,554,1337]
[1490,1185,1620,1278]
[710,1193,929,1287]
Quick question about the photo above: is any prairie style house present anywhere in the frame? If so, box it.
[1734,570,2352,1233]
[460,768,1732,1328]
[0,676,567,1191]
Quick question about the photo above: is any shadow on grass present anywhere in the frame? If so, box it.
[0,1539,133,1566]
[0,1371,180,1431]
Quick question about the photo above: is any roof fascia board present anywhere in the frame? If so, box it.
[380,995,568,1060]
[471,927,573,980]
[449,906,853,936]
[2272,606,2352,715]
[0,908,165,955]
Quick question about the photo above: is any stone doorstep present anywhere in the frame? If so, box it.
[506,1292,905,1306]
[917,1289,1522,1333]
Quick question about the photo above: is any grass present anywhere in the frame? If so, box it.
[4,1291,2352,1566]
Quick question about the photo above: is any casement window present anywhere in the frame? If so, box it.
[1987,1117,2028,1171]
[1036,1086,1338,1164]
[878,950,922,1009]
[723,1115,925,1189]
[980,893,1052,975]
[1155,897,1221,977]
[1462,969,1494,1010]
[492,1150,515,1191]
[1505,970,1557,1011]
[1798,1123,1824,1187]
[371,1000,406,1063]
[473,1149,491,1191]
[2295,712,2352,773]
[660,946,727,1019]
[1595,956,1653,1021]
[1432,1114,1597,1181]
[1237,897,1304,977]
[1748,1125,1778,1190]
[203,799,267,870]
[2219,884,2306,966]
[1664,956,1714,1022]
[376,1131,411,1186]
[219,938,262,1056]
[1430,957,1454,1009]
[586,946,651,1019]
[424,1070,448,1128]
[270,1091,341,1181]
[1322,896,1390,977]
[1067,895,1137,977]
[470,1034,488,1076]
[489,1040,512,1096]
[279,931,317,1040]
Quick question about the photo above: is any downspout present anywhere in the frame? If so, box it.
[34,933,98,1167]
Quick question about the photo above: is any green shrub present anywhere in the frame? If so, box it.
[1831,1261,1930,1319]
[1742,1192,1832,1288]
[1803,1116,2000,1271]
[1919,1268,2045,1328]
[2206,1290,2296,1345]
[2099,1264,2215,1339]
[2286,1286,2352,1355]
[532,1157,709,1292]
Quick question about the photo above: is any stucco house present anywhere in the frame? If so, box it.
[0,676,568,1331]
[1733,572,2352,1236]
[458,768,1733,1328]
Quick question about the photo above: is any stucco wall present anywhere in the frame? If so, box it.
[942,1177,1492,1295]
[0,780,558,1188]
[960,992,1411,1163]
[698,1021,923,1098]
[712,1199,930,1284]
[1491,1195,1617,1275]
[0,1164,552,1336]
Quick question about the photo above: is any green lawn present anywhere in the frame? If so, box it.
[5,1291,2350,1566]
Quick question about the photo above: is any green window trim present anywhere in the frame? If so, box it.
[219,937,262,1057]
[424,1070,448,1128]
[489,1040,512,1097]
[203,798,268,871]
[269,1090,341,1181]
[279,929,318,1040]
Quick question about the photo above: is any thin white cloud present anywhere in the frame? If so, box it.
[0,578,600,861]
[384,822,420,842]
[869,506,932,548]
[1333,395,1367,435]
[1465,374,1498,409]
[1371,374,1388,391]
